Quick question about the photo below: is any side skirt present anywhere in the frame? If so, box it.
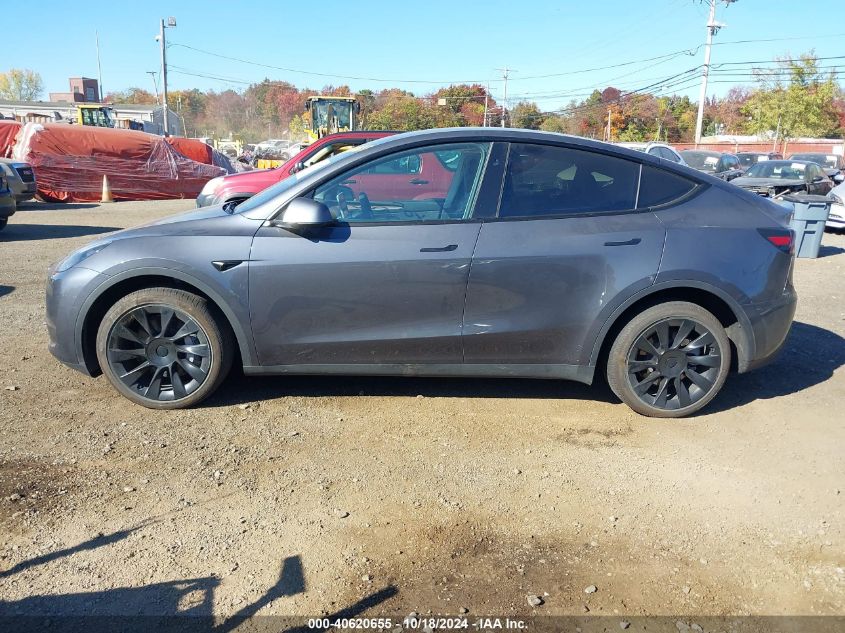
[242,363,595,385]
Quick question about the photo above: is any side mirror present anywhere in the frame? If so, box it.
[291,161,305,173]
[276,197,334,228]
[834,173,844,183]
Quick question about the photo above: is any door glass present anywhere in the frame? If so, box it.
[312,142,490,222]
[500,143,639,217]
[638,165,697,208]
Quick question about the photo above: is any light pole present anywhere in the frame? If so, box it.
[155,17,176,135]
[694,0,736,146]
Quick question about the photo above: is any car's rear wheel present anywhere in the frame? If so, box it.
[606,301,731,418]
[95,288,233,409]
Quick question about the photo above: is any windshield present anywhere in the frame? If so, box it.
[681,151,719,171]
[737,153,767,168]
[790,154,837,168]
[235,151,351,214]
[312,100,352,132]
[745,161,807,179]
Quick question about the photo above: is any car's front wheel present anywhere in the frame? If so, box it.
[606,301,731,418]
[95,288,233,409]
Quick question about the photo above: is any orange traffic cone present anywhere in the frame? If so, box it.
[101,175,114,203]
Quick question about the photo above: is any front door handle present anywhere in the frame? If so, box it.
[420,244,458,252]
[409,178,429,185]
[604,238,642,247]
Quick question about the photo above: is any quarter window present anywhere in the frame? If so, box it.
[499,143,640,217]
[637,165,698,208]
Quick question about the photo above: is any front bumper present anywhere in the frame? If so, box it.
[195,192,216,208]
[46,264,108,376]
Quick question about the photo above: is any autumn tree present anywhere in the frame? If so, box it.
[0,69,44,101]
[105,87,157,104]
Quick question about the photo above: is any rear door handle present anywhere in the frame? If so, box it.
[604,238,641,247]
[409,178,429,185]
[420,244,458,252]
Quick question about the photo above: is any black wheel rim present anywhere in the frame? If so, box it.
[626,317,722,411]
[106,304,212,402]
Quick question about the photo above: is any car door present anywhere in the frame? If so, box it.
[463,143,668,368]
[248,141,494,367]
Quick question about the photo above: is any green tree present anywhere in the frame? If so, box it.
[509,101,544,129]
[743,52,840,146]
[0,68,43,101]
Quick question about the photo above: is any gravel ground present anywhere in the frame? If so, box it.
[0,200,843,623]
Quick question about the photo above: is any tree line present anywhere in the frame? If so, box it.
[2,51,843,146]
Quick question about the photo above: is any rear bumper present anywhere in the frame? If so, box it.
[739,287,798,373]
[827,203,845,229]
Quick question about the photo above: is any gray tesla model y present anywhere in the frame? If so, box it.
[46,128,797,417]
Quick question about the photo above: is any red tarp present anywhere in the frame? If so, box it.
[0,120,21,158]
[12,122,226,202]
[165,136,214,165]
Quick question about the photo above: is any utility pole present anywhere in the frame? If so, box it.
[157,17,176,135]
[606,107,613,142]
[694,0,736,146]
[95,31,104,101]
[483,83,489,127]
[146,71,159,101]
[496,68,514,128]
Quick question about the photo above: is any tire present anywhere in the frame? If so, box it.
[606,301,731,418]
[0,217,7,232]
[95,288,233,409]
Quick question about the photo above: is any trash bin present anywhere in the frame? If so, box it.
[777,193,831,259]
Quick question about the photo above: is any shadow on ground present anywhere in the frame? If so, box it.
[709,321,845,414]
[0,521,396,632]
[817,244,845,258]
[16,202,101,211]
[0,224,120,241]
[208,322,842,417]
[208,370,615,408]
[0,285,13,299]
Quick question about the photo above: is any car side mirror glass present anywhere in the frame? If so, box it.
[276,197,334,228]
[835,173,844,183]
[291,161,305,173]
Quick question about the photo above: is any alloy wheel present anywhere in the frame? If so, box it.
[106,304,212,402]
[625,317,722,411]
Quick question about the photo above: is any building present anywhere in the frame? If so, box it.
[49,77,101,103]
[0,99,183,137]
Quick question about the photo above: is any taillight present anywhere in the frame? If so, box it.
[758,228,794,254]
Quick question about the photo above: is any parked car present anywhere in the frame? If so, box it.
[827,182,845,231]
[737,152,782,169]
[48,128,797,418]
[616,142,687,165]
[787,153,845,183]
[0,172,15,231]
[0,158,36,203]
[680,150,745,181]
[196,131,396,208]
[731,160,834,198]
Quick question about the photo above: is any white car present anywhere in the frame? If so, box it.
[616,141,687,166]
[827,182,845,231]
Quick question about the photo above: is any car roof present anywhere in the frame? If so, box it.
[754,159,814,167]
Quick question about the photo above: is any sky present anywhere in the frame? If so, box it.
[4,0,844,111]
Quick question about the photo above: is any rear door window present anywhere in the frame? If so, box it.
[499,143,639,217]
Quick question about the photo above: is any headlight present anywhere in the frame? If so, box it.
[199,176,224,197]
[56,243,108,273]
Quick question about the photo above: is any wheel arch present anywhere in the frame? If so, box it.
[589,281,755,375]
[77,268,255,376]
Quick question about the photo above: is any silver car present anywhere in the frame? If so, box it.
[46,128,797,417]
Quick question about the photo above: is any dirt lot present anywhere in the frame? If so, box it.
[0,200,843,625]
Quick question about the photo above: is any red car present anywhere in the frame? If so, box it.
[196,131,395,207]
